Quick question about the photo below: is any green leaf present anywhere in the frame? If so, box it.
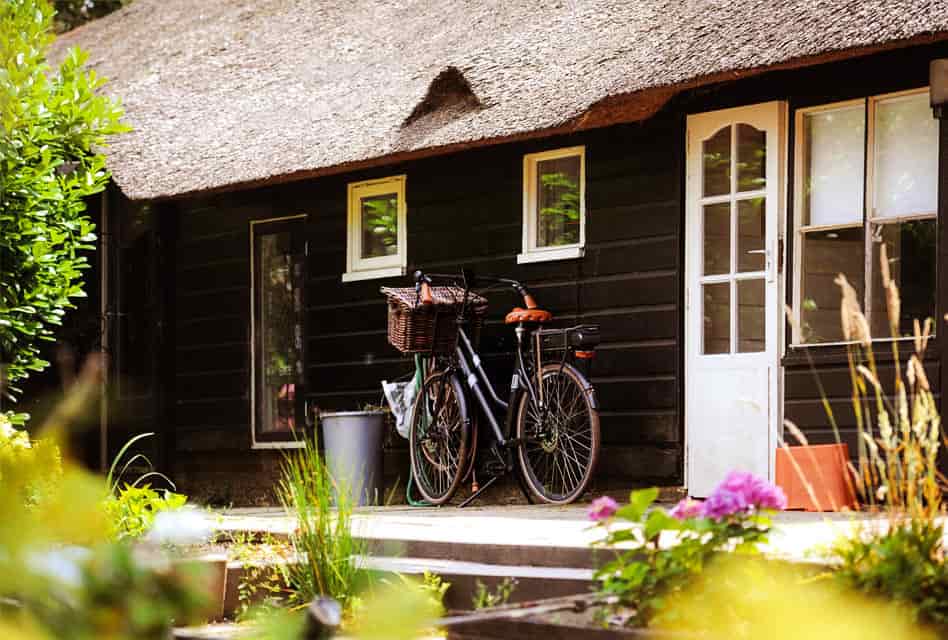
[644,508,680,541]
[616,487,659,522]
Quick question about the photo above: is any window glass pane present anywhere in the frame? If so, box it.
[802,105,865,227]
[703,202,730,275]
[256,228,305,436]
[869,219,936,338]
[703,282,730,354]
[737,197,765,272]
[738,278,765,353]
[703,126,731,197]
[736,124,766,192]
[536,155,581,247]
[360,193,399,258]
[799,227,864,343]
[873,93,937,219]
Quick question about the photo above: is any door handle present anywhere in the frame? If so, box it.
[745,249,774,281]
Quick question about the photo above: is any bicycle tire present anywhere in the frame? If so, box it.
[409,369,472,505]
[515,362,600,504]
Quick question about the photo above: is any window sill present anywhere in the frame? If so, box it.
[251,440,305,450]
[517,246,584,264]
[342,265,405,282]
[783,336,938,367]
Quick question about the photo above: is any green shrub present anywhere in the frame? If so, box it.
[104,484,187,541]
[101,432,185,540]
[472,577,516,610]
[275,432,366,611]
[0,0,127,409]
[592,485,780,627]
[832,520,948,626]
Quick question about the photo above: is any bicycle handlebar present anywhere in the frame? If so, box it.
[413,269,537,309]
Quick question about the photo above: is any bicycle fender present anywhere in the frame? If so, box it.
[569,366,599,410]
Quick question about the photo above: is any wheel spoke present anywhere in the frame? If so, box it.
[518,366,597,503]
[411,371,468,504]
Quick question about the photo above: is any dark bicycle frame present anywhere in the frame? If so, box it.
[417,270,597,507]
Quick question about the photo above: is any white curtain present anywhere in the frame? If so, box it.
[873,92,938,219]
[803,104,865,227]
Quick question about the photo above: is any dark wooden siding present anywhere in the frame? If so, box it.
[145,41,948,504]
[163,116,684,502]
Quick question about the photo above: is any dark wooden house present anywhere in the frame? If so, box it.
[52,0,948,504]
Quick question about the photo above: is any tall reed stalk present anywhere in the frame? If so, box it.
[788,244,943,522]
[276,432,366,610]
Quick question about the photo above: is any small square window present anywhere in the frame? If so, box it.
[519,147,586,263]
[343,176,407,282]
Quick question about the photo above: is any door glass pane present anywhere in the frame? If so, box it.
[800,227,864,343]
[870,219,936,338]
[801,104,865,227]
[703,283,730,354]
[536,155,582,247]
[736,124,766,192]
[873,92,937,219]
[256,227,305,437]
[703,126,731,197]
[360,193,399,258]
[738,279,765,352]
[703,202,730,275]
[737,197,765,272]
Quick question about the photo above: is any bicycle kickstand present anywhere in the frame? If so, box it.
[458,474,500,508]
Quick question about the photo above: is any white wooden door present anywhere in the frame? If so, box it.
[685,102,785,497]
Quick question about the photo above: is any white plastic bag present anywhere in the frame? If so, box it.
[382,379,417,439]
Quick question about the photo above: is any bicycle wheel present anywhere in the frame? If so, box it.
[516,363,600,504]
[409,369,472,505]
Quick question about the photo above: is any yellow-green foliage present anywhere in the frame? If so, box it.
[0,414,62,508]
[658,556,936,640]
[103,484,188,541]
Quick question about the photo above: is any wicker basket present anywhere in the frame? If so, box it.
[381,286,488,354]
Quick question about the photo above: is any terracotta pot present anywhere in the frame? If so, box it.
[775,443,857,512]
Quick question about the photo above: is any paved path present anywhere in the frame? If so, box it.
[214,504,889,563]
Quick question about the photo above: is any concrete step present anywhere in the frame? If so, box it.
[362,555,594,611]
[224,554,594,617]
[173,623,247,640]
[361,536,599,570]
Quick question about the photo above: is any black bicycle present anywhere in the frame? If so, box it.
[405,269,601,506]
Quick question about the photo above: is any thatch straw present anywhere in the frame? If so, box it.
[50,0,948,201]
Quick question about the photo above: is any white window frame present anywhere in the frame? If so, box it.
[343,175,407,282]
[791,88,935,346]
[518,146,586,263]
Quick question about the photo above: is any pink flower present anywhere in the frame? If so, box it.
[669,498,703,521]
[700,470,787,520]
[753,483,788,511]
[701,488,749,520]
[588,496,619,521]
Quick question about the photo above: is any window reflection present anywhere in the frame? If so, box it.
[360,193,399,259]
[536,155,582,247]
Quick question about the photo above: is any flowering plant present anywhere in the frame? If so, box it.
[592,471,785,627]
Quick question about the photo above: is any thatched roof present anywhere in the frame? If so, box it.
[53,0,948,201]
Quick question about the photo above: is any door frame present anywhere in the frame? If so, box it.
[683,101,789,492]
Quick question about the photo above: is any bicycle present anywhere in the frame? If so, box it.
[397,269,601,507]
